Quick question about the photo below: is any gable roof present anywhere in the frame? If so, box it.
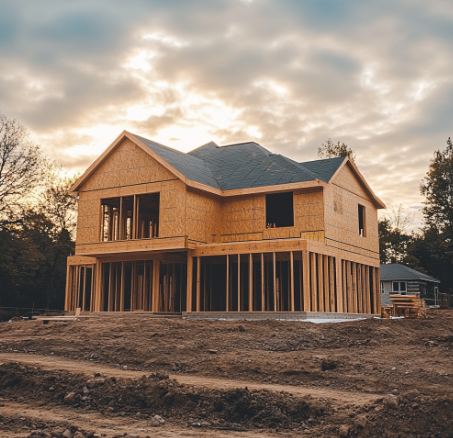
[69,131,385,207]
[380,263,440,283]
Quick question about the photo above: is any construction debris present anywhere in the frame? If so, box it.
[381,293,426,318]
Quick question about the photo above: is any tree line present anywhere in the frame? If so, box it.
[320,138,453,294]
[0,113,77,310]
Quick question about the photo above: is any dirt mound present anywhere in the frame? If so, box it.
[0,362,328,431]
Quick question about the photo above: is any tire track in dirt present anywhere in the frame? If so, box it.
[0,352,380,405]
[0,400,291,437]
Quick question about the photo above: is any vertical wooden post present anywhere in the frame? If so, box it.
[248,254,253,311]
[273,252,277,312]
[203,260,207,312]
[237,254,241,312]
[329,257,335,312]
[152,259,160,312]
[352,262,358,313]
[95,261,102,312]
[64,264,72,312]
[261,253,265,311]
[119,197,123,240]
[290,252,295,312]
[226,255,229,312]
[90,264,95,312]
[302,250,310,311]
[346,261,352,313]
[100,205,105,241]
[132,195,137,239]
[196,257,201,312]
[317,254,324,312]
[119,262,125,311]
[357,263,363,313]
[374,267,381,315]
[364,265,371,314]
[186,253,193,313]
[108,263,113,312]
[323,255,329,312]
[335,257,343,312]
[310,253,318,312]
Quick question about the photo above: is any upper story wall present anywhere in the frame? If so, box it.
[186,188,324,243]
[323,162,379,259]
[76,139,187,246]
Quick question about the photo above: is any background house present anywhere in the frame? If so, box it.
[380,263,440,306]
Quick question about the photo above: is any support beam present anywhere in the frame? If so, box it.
[249,253,253,311]
[323,255,329,312]
[335,257,343,313]
[357,263,363,313]
[196,257,201,312]
[95,261,102,312]
[90,264,95,312]
[329,257,335,312]
[152,260,160,312]
[365,265,371,314]
[374,267,381,315]
[226,255,229,312]
[64,264,71,312]
[352,262,358,313]
[108,263,113,312]
[346,261,353,313]
[261,253,265,311]
[237,254,241,312]
[273,252,277,312]
[290,251,294,312]
[302,250,310,311]
[311,253,317,312]
[186,254,193,312]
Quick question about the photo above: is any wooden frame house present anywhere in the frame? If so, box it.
[65,131,386,317]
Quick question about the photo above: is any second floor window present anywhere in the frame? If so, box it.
[101,193,160,242]
[266,192,294,228]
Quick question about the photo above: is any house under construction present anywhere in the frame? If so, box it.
[65,131,385,317]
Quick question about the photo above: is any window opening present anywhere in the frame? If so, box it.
[358,204,365,236]
[101,193,160,242]
[266,192,294,228]
[391,281,407,294]
[137,193,160,238]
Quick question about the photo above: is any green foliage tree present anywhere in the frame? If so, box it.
[318,138,356,162]
[378,204,413,264]
[416,137,453,293]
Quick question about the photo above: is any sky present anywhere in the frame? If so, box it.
[1,0,452,231]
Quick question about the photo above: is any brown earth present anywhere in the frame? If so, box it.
[0,309,452,437]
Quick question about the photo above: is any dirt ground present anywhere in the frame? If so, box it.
[0,310,453,438]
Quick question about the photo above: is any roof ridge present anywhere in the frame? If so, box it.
[277,154,321,181]
[300,156,347,165]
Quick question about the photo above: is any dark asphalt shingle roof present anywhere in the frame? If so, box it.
[380,263,440,283]
[136,135,345,191]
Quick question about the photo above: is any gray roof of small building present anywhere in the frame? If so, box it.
[136,135,346,191]
[380,263,440,283]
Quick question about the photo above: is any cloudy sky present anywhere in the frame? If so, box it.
[1,0,452,229]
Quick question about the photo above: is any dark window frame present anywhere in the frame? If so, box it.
[265,192,294,229]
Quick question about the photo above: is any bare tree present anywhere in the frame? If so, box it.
[318,138,355,162]
[0,113,44,215]
[39,172,79,238]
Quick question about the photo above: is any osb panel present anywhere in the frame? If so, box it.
[158,180,186,238]
[186,188,222,243]
[80,138,175,191]
[324,182,379,256]
[331,163,372,201]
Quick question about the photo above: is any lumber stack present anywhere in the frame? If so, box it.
[381,294,426,319]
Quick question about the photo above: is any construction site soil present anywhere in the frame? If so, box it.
[0,310,453,437]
